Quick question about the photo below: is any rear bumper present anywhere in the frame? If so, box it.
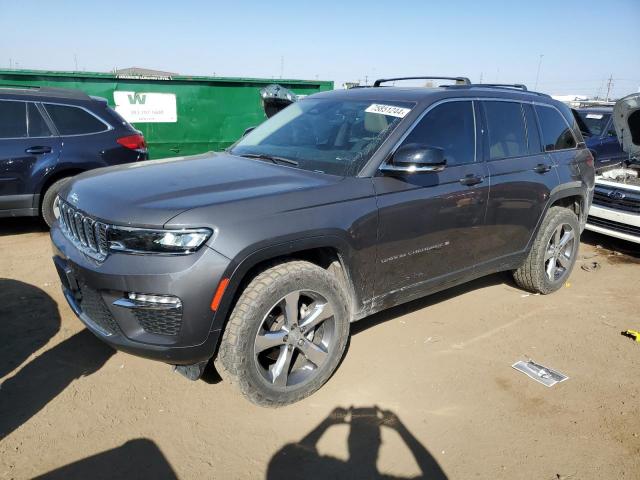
[585,204,640,244]
[50,223,231,364]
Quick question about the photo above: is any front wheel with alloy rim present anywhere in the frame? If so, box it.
[216,261,350,407]
[41,177,71,228]
[513,206,581,294]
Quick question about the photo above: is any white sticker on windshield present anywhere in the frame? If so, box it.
[586,113,603,119]
[365,104,411,118]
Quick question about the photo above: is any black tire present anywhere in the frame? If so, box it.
[513,206,580,294]
[216,260,350,407]
[41,177,71,228]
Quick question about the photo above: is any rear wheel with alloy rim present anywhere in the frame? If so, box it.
[217,260,350,407]
[513,206,581,294]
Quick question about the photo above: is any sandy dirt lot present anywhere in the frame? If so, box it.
[1,218,639,480]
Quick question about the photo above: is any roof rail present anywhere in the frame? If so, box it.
[0,84,90,100]
[373,76,471,87]
[472,83,528,91]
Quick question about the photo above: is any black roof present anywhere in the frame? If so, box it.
[0,85,91,101]
[312,84,552,104]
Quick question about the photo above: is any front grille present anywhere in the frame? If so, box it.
[78,283,120,335]
[587,216,640,237]
[133,308,183,336]
[592,186,640,213]
[58,199,109,261]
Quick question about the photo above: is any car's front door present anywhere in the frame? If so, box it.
[372,100,489,300]
[0,100,61,213]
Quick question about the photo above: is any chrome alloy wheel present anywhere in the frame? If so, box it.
[52,196,61,220]
[253,290,335,388]
[544,223,575,281]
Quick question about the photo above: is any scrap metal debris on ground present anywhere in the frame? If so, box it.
[512,360,569,387]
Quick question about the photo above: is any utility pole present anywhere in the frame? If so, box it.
[9,58,12,69]
[74,54,78,71]
[605,75,614,101]
[479,72,483,84]
[279,56,284,79]
[534,54,544,90]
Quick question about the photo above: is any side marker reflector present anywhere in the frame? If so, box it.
[211,278,230,311]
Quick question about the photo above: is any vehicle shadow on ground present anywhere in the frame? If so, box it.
[352,272,512,336]
[0,217,48,237]
[580,230,640,259]
[267,406,447,480]
[0,279,114,440]
[0,279,61,378]
[33,438,178,479]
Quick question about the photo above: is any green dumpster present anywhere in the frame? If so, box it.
[0,69,333,159]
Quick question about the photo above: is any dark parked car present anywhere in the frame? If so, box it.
[51,77,594,406]
[0,86,147,226]
[575,107,626,169]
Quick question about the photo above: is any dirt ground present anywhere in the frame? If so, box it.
[1,218,639,480]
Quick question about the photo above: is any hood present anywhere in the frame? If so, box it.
[260,84,298,118]
[60,152,341,227]
[613,93,640,160]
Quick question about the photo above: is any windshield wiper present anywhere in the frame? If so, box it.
[237,153,299,166]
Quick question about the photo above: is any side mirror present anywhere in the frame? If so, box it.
[242,126,257,137]
[382,144,447,173]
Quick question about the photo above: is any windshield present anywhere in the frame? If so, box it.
[230,98,414,176]
[577,110,611,137]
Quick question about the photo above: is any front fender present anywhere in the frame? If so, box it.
[209,233,363,335]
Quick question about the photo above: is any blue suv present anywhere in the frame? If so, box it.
[0,86,147,226]
[576,107,626,169]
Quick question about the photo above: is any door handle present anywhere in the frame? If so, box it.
[25,146,52,155]
[533,163,552,174]
[459,174,483,186]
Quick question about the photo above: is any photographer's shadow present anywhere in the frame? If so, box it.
[0,279,114,440]
[267,406,447,480]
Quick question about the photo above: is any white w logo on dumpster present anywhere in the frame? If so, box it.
[128,93,147,105]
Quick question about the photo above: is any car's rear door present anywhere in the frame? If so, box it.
[372,99,489,301]
[475,100,559,266]
[40,102,116,171]
[0,100,62,214]
[598,115,627,165]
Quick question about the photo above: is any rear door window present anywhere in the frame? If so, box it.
[43,104,109,135]
[0,101,27,138]
[27,103,53,137]
[483,101,528,160]
[402,100,475,165]
[536,105,577,151]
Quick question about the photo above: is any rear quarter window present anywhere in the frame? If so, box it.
[535,105,577,151]
[44,104,109,135]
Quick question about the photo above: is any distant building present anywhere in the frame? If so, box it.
[114,67,178,80]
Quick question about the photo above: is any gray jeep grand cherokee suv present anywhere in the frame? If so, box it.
[51,77,594,406]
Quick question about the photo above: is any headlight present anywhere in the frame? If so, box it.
[107,227,213,254]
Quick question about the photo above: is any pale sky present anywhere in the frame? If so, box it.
[1,0,639,98]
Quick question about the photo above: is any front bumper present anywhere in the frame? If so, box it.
[585,204,640,244]
[51,223,231,364]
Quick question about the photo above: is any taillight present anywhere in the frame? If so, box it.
[117,134,147,151]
